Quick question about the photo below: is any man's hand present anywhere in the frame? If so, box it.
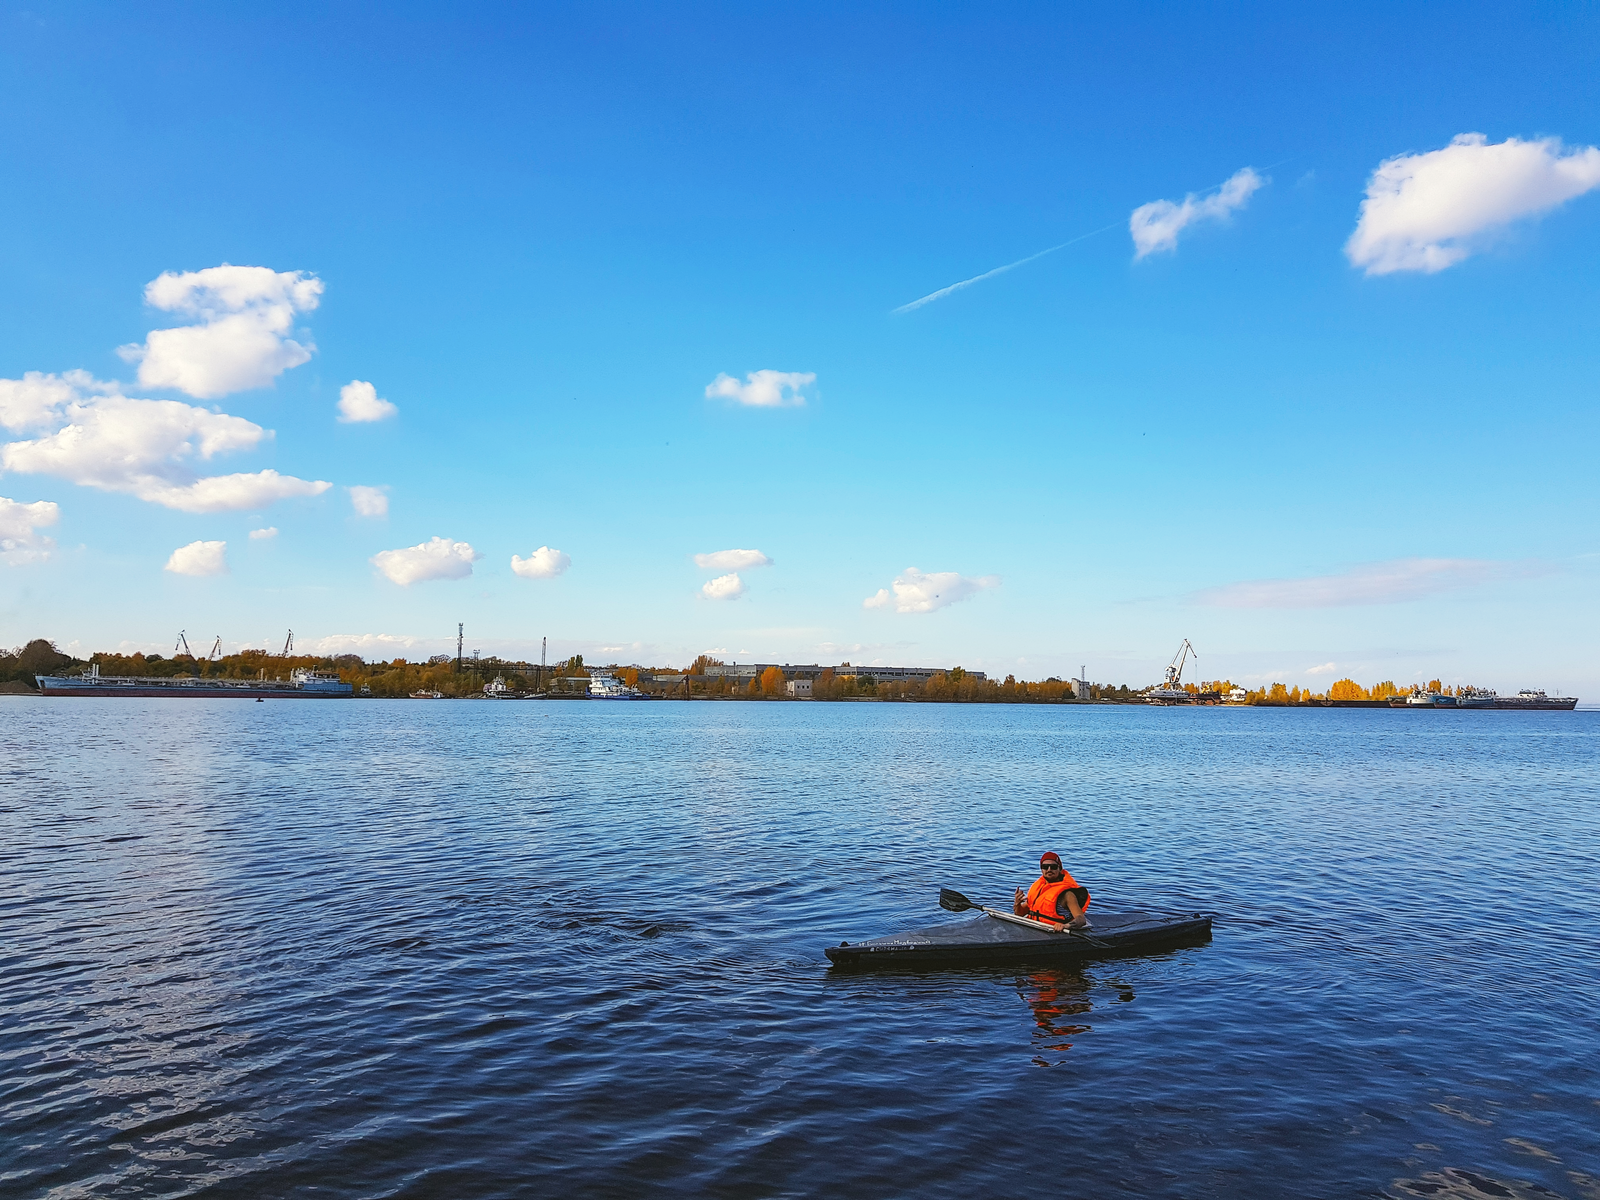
[1013,887,1027,915]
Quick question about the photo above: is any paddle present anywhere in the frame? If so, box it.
[940,888,1110,947]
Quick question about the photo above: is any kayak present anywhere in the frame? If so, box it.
[824,908,1213,968]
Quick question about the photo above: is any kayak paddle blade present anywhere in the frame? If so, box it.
[938,888,977,913]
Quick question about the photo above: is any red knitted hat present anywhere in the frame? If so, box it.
[1039,852,1062,867]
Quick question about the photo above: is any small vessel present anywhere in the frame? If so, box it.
[410,689,444,700]
[587,672,647,700]
[483,676,510,698]
[1457,688,1497,708]
[825,908,1213,969]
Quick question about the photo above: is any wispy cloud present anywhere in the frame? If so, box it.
[248,526,278,540]
[1346,133,1600,274]
[694,548,771,571]
[864,567,999,614]
[1130,167,1266,258]
[1193,557,1553,608]
[705,370,813,408]
[892,223,1121,314]
[310,632,422,656]
[349,485,389,517]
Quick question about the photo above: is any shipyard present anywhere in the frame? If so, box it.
[5,632,1581,709]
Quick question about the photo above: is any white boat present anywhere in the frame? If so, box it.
[587,672,647,700]
[410,689,444,699]
[483,675,510,697]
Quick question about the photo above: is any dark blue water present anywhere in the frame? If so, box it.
[3,700,1596,1198]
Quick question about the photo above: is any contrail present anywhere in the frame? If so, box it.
[893,158,1298,315]
[891,222,1121,314]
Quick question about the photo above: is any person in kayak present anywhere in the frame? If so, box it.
[1014,852,1091,929]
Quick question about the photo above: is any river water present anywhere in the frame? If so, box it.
[2,699,1596,1198]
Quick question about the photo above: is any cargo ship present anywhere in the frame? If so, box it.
[1391,686,1577,710]
[35,663,352,698]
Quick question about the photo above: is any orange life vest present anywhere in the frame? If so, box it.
[1025,873,1090,924]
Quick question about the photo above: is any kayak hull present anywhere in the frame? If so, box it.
[824,909,1213,969]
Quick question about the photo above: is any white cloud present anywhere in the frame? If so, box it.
[165,539,228,577]
[705,370,814,408]
[309,632,421,656]
[1192,557,1553,608]
[118,265,323,399]
[1130,167,1266,258]
[0,496,60,565]
[371,536,480,585]
[0,377,330,512]
[1306,662,1338,675]
[337,380,398,423]
[349,485,389,517]
[511,546,571,579]
[701,572,746,600]
[0,370,114,432]
[249,526,278,540]
[862,567,999,614]
[694,548,772,571]
[1345,133,1600,275]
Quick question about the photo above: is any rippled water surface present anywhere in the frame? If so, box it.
[3,699,1597,1198]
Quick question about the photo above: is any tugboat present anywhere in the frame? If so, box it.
[1406,690,1457,707]
[587,671,648,700]
[1457,688,1497,708]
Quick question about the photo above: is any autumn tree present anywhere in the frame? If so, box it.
[760,666,785,696]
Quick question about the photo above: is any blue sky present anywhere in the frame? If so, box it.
[2,3,1597,695]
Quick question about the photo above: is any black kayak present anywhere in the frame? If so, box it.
[824,909,1213,969]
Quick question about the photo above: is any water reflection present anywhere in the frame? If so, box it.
[1017,969,1092,1064]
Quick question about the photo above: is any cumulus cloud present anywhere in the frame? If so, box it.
[1130,167,1266,258]
[309,632,422,656]
[0,496,60,565]
[371,536,480,585]
[337,380,398,423]
[0,374,330,512]
[863,567,999,614]
[705,370,814,408]
[1306,662,1338,675]
[701,572,746,600]
[349,485,389,517]
[693,548,772,571]
[164,539,228,577]
[1192,557,1553,608]
[117,264,323,399]
[249,526,278,540]
[511,546,571,579]
[1345,133,1600,274]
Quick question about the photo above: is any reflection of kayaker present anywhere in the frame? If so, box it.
[1014,852,1091,930]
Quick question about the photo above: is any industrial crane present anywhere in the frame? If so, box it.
[1162,639,1196,690]
[174,630,192,657]
[208,636,223,660]
[281,630,294,656]
[1144,639,1198,704]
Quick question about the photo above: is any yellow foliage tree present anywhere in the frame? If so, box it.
[760,666,785,696]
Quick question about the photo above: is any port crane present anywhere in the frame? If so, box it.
[1143,639,1198,704]
[208,636,223,660]
[1162,639,1196,690]
[174,630,192,657]
[281,630,294,657]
